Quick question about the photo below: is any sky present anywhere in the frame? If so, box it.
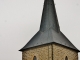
[0,0,80,60]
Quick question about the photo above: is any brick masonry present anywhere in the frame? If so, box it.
[22,44,78,60]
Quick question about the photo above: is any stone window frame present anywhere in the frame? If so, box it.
[33,56,37,60]
[65,56,68,60]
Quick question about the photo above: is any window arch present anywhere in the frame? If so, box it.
[65,56,68,60]
[33,56,37,60]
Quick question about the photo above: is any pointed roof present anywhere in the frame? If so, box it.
[40,0,60,32]
[19,0,79,52]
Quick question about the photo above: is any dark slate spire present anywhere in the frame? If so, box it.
[19,0,79,52]
[40,0,60,32]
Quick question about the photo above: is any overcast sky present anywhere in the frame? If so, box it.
[0,0,80,60]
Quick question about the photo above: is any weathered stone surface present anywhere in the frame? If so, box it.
[53,44,78,60]
[22,44,52,60]
[22,44,78,60]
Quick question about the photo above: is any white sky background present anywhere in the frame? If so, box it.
[0,0,80,60]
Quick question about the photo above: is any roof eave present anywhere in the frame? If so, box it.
[19,42,80,52]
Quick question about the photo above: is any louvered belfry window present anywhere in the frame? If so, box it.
[33,56,37,60]
[65,56,68,60]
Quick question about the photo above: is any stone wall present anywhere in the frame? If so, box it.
[53,44,78,60]
[22,43,78,60]
[22,44,52,60]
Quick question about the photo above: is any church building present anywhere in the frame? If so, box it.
[19,0,80,60]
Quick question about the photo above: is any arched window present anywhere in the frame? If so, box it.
[33,56,37,60]
[65,56,68,60]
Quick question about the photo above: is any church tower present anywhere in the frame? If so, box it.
[19,0,80,60]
